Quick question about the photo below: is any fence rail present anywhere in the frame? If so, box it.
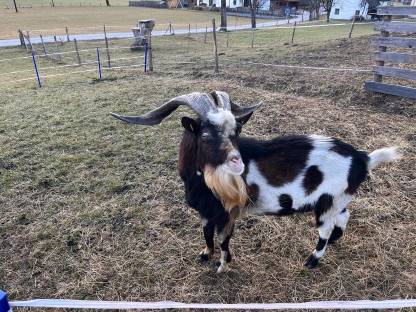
[365,5,416,99]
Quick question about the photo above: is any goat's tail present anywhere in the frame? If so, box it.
[368,147,401,170]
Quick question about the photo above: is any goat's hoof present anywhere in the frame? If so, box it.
[216,262,228,273]
[199,248,213,262]
[200,253,210,262]
[304,255,319,269]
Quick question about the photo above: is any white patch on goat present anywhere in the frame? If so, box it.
[335,208,350,230]
[207,109,236,137]
[247,135,353,215]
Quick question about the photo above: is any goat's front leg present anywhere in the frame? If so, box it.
[216,222,234,273]
[200,219,215,261]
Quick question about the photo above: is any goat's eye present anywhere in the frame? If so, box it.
[201,132,211,140]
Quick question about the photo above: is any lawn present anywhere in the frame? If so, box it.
[1,0,129,9]
[0,6,252,39]
[0,23,415,308]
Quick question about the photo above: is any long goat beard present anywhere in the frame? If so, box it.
[203,165,248,217]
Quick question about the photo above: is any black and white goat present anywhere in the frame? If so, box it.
[111,91,399,273]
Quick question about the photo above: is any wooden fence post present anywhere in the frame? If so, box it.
[104,25,111,68]
[348,16,356,39]
[74,38,81,65]
[25,31,32,52]
[147,29,153,72]
[188,23,191,36]
[40,34,47,56]
[374,15,391,82]
[212,19,219,73]
[66,26,70,42]
[251,29,254,48]
[18,29,25,47]
[291,21,297,44]
[204,26,207,43]
[54,35,62,62]
[227,31,229,48]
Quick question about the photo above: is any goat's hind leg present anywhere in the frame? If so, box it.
[200,219,215,261]
[328,208,350,244]
[305,195,336,269]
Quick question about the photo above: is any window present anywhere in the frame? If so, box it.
[355,9,360,15]
[335,8,340,14]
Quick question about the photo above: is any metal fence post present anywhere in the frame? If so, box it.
[96,47,102,80]
[31,49,42,88]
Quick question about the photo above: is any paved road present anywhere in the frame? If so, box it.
[0,13,308,48]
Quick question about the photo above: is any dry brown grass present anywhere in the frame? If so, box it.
[0,28,415,311]
[0,6,251,38]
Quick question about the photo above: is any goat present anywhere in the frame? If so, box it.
[111,91,400,273]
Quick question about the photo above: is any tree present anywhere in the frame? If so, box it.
[321,0,335,22]
[220,0,227,31]
[249,0,256,28]
[105,0,110,6]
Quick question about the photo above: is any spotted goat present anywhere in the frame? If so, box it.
[111,91,399,273]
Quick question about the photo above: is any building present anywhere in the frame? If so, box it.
[197,0,271,10]
[329,0,369,19]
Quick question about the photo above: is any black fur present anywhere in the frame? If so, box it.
[328,226,344,244]
[331,139,369,194]
[314,193,334,227]
[303,165,323,195]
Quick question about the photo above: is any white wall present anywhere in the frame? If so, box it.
[329,0,369,20]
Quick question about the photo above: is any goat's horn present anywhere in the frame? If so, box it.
[110,92,217,126]
[231,101,263,117]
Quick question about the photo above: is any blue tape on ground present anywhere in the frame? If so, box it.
[0,291,11,312]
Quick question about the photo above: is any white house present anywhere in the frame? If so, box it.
[329,0,369,19]
[197,0,270,10]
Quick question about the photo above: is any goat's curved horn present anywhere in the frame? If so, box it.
[231,101,263,118]
[212,91,263,116]
[110,93,217,126]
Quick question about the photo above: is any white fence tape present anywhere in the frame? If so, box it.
[9,298,416,310]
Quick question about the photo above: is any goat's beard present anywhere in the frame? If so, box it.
[203,164,248,217]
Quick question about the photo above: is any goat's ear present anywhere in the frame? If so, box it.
[235,112,253,125]
[181,117,199,134]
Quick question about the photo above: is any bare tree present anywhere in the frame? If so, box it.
[321,0,335,22]
[250,0,256,28]
[305,0,320,20]
[220,0,227,31]
[105,0,110,6]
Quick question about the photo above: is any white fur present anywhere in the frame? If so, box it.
[369,147,400,170]
[247,135,351,215]
[208,109,236,136]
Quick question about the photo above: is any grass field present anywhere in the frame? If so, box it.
[0,6,252,38]
[1,24,415,308]
[1,0,129,9]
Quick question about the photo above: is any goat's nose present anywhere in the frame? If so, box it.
[230,155,241,163]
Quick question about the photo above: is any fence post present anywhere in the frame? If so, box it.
[302,10,304,22]
[25,31,32,52]
[251,28,254,48]
[104,25,111,68]
[147,29,153,72]
[31,49,42,88]
[348,16,356,39]
[374,14,391,82]
[18,29,25,47]
[226,31,229,48]
[54,35,62,62]
[291,21,297,44]
[169,21,172,35]
[40,34,47,56]
[144,42,148,73]
[204,26,207,43]
[74,38,81,65]
[188,23,191,36]
[212,19,219,73]
[96,47,102,80]
[195,23,198,34]
[65,26,70,42]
